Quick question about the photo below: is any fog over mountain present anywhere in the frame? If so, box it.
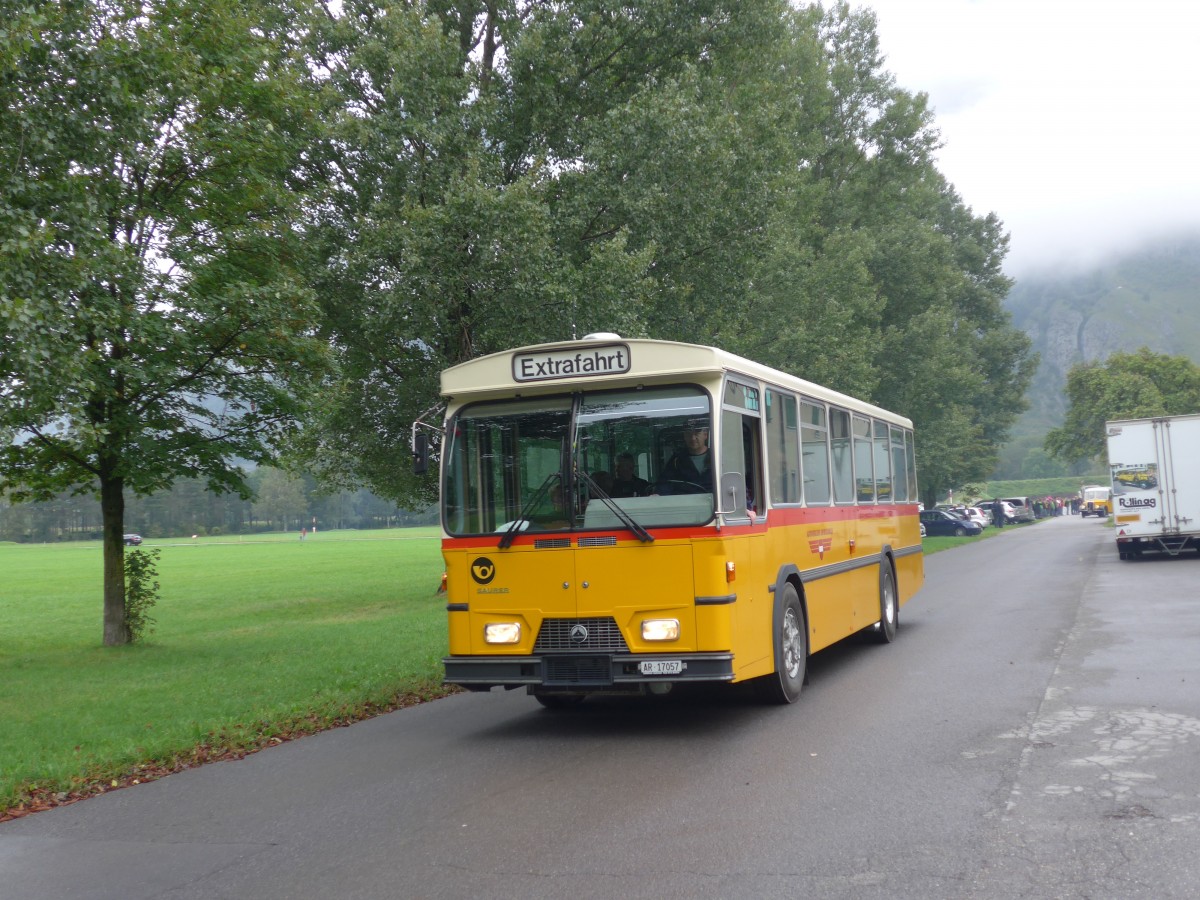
[995,230,1200,477]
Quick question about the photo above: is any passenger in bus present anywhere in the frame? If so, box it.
[531,483,571,529]
[655,424,713,494]
[589,471,613,495]
[609,452,650,498]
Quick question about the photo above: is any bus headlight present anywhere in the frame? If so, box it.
[484,622,521,644]
[641,619,680,641]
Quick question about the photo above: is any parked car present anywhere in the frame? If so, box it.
[1000,496,1035,522]
[919,509,983,537]
[982,500,1019,525]
[123,534,142,546]
[963,506,991,528]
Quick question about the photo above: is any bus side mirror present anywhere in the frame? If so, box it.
[413,432,430,475]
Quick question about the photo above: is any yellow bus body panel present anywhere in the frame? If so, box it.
[444,506,923,682]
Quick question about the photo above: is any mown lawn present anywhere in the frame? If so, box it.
[0,529,447,816]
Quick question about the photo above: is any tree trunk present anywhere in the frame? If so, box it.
[100,472,129,646]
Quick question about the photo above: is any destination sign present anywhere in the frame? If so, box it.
[512,343,631,383]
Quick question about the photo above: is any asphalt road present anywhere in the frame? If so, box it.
[4,513,1200,899]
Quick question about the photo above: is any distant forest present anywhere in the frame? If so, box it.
[0,468,436,543]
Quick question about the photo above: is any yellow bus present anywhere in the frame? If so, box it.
[1080,484,1112,517]
[425,335,923,706]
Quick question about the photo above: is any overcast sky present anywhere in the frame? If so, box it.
[862,0,1200,279]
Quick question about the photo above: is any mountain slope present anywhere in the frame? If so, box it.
[996,232,1200,476]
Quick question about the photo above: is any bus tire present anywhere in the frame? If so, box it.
[759,583,806,704]
[874,561,898,643]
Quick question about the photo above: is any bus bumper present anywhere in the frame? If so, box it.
[443,653,735,691]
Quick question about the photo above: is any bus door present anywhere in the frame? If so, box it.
[720,379,770,677]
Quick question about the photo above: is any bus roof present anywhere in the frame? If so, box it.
[440,335,912,428]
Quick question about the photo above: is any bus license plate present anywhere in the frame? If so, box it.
[639,660,683,676]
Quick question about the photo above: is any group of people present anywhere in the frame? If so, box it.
[982,496,1075,528]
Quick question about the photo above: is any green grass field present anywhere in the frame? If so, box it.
[0,529,447,815]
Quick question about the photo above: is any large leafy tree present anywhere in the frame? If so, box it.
[0,0,330,644]
[301,0,792,501]
[702,3,1035,505]
[304,0,1032,508]
[1045,349,1200,465]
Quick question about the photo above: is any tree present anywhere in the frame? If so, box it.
[1045,348,1200,465]
[721,3,1035,503]
[299,1,1033,508]
[0,0,331,644]
[253,468,310,532]
[300,0,793,503]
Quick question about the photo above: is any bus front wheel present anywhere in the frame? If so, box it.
[759,584,806,704]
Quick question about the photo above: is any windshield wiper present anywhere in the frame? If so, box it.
[576,469,654,543]
[498,472,560,549]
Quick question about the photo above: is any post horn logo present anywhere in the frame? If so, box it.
[470,557,497,585]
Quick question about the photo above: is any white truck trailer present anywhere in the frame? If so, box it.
[1106,413,1200,559]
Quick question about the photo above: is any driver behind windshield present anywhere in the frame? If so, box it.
[655,424,712,494]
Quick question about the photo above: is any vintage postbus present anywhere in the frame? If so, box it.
[423,335,923,706]
[1080,485,1112,518]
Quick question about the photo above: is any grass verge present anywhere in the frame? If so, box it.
[0,528,451,820]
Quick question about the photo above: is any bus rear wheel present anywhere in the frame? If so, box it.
[874,561,898,643]
[759,584,806,704]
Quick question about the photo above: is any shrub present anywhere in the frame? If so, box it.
[124,548,161,643]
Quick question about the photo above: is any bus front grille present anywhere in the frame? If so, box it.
[544,655,612,685]
[535,617,629,653]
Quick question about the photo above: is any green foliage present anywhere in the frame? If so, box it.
[301,0,1033,510]
[1045,348,1200,464]
[123,548,160,642]
[1,0,333,643]
[252,468,309,531]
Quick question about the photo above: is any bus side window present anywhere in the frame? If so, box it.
[873,419,892,503]
[830,407,854,504]
[853,415,874,503]
[905,430,918,502]
[766,388,800,504]
[890,425,907,502]
[801,399,830,505]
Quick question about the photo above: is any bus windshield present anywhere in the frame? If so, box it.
[442,385,712,536]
